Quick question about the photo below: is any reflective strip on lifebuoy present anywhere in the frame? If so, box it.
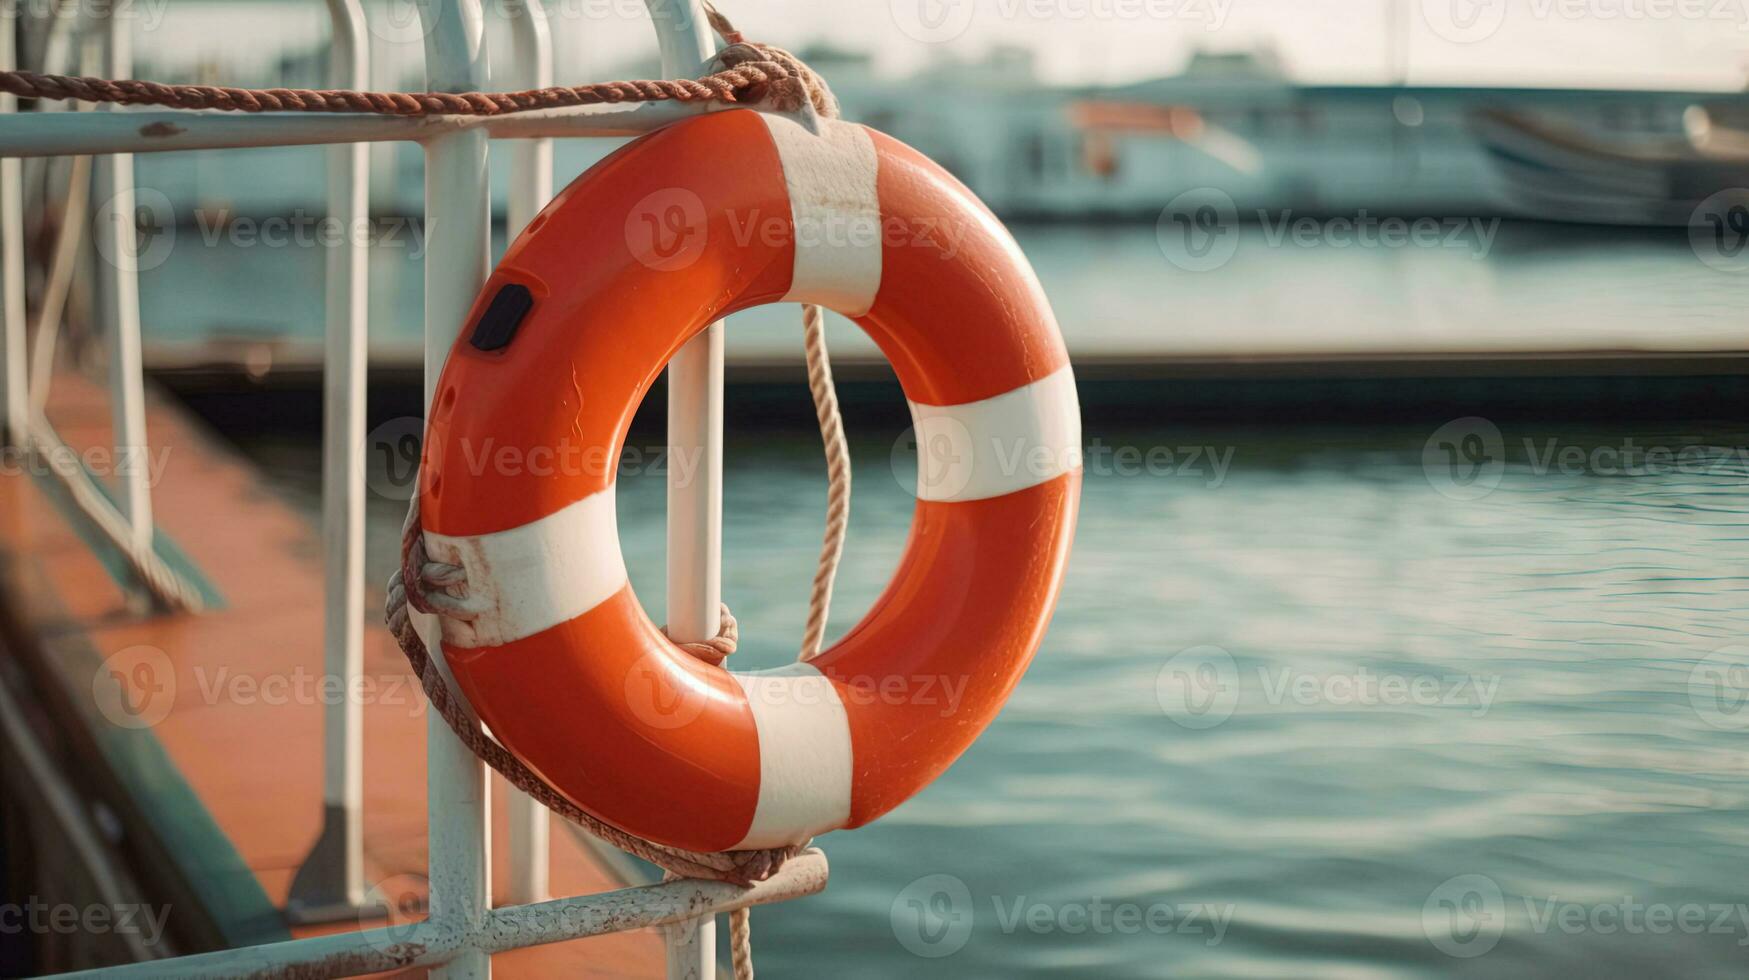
[419,108,1081,852]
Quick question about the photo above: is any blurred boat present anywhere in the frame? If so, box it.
[1472,102,1749,225]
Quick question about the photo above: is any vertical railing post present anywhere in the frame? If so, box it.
[0,0,25,448]
[93,0,152,553]
[646,2,722,977]
[23,0,85,419]
[503,0,553,909]
[418,0,492,976]
[288,0,373,924]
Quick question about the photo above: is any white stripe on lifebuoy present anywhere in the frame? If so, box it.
[423,489,626,649]
[909,365,1083,503]
[757,113,882,317]
[730,661,854,848]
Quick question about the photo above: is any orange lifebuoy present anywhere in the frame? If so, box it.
[418,108,1081,852]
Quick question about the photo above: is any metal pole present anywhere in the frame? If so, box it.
[93,0,152,552]
[288,0,373,924]
[503,0,553,909]
[25,0,88,417]
[419,1,493,976]
[18,0,75,196]
[39,849,829,980]
[646,2,722,976]
[0,0,26,448]
[0,100,710,158]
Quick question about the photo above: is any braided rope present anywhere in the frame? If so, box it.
[0,39,836,120]
[388,496,803,887]
[730,899,755,980]
[662,608,740,667]
[0,62,779,114]
[798,303,850,662]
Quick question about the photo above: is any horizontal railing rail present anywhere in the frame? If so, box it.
[0,100,708,156]
[45,851,830,980]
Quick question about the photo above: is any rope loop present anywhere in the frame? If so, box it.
[387,503,803,891]
[662,604,740,667]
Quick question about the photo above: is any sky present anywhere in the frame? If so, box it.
[135,0,1748,92]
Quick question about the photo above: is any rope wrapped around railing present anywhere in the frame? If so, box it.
[387,496,803,887]
[0,4,837,120]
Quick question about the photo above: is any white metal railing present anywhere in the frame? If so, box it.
[0,2,23,448]
[285,0,372,927]
[0,1,826,976]
[91,0,150,557]
[503,0,555,912]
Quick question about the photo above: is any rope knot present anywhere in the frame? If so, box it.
[386,502,804,893]
[397,497,485,622]
[712,42,838,118]
[662,603,740,667]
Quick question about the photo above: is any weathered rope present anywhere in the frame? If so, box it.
[0,28,835,120]
[388,496,801,887]
[0,62,779,114]
[661,606,739,667]
[798,303,849,661]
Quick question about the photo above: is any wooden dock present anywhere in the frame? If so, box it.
[0,370,664,976]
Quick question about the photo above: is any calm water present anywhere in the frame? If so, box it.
[245,418,1749,979]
